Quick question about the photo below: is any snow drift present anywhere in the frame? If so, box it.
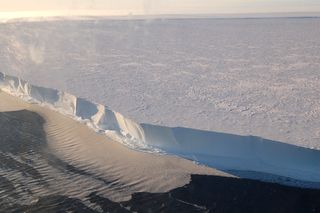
[1,72,320,187]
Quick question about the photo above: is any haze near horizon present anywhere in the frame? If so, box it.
[0,0,320,19]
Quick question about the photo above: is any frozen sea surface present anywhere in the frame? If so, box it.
[1,17,320,148]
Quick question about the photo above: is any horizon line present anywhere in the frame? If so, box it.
[1,10,320,22]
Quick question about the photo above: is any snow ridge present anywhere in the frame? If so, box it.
[1,72,320,188]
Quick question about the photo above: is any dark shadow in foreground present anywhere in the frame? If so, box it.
[15,174,320,213]
[1,110,320,213]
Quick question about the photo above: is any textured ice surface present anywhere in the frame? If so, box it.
[0,18,320,149]
[1,72,320,187]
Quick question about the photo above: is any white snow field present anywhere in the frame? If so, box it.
[0,17,320,186]
[1,72,320,188]
[1,18,320,150]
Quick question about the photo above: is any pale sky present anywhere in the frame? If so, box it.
[0,0,320,17]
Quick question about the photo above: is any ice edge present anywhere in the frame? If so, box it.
[1,72,320,188]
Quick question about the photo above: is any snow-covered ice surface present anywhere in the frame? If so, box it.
[0,17,320,186]
[1,17,320,150]
[1,71,320,188]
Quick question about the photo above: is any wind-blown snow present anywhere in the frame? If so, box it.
[1,72,320,188]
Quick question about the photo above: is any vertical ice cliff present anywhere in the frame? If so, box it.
[1,72,320,187]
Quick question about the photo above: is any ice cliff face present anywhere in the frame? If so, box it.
[0,72,150,151]
[1,72,320,188]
